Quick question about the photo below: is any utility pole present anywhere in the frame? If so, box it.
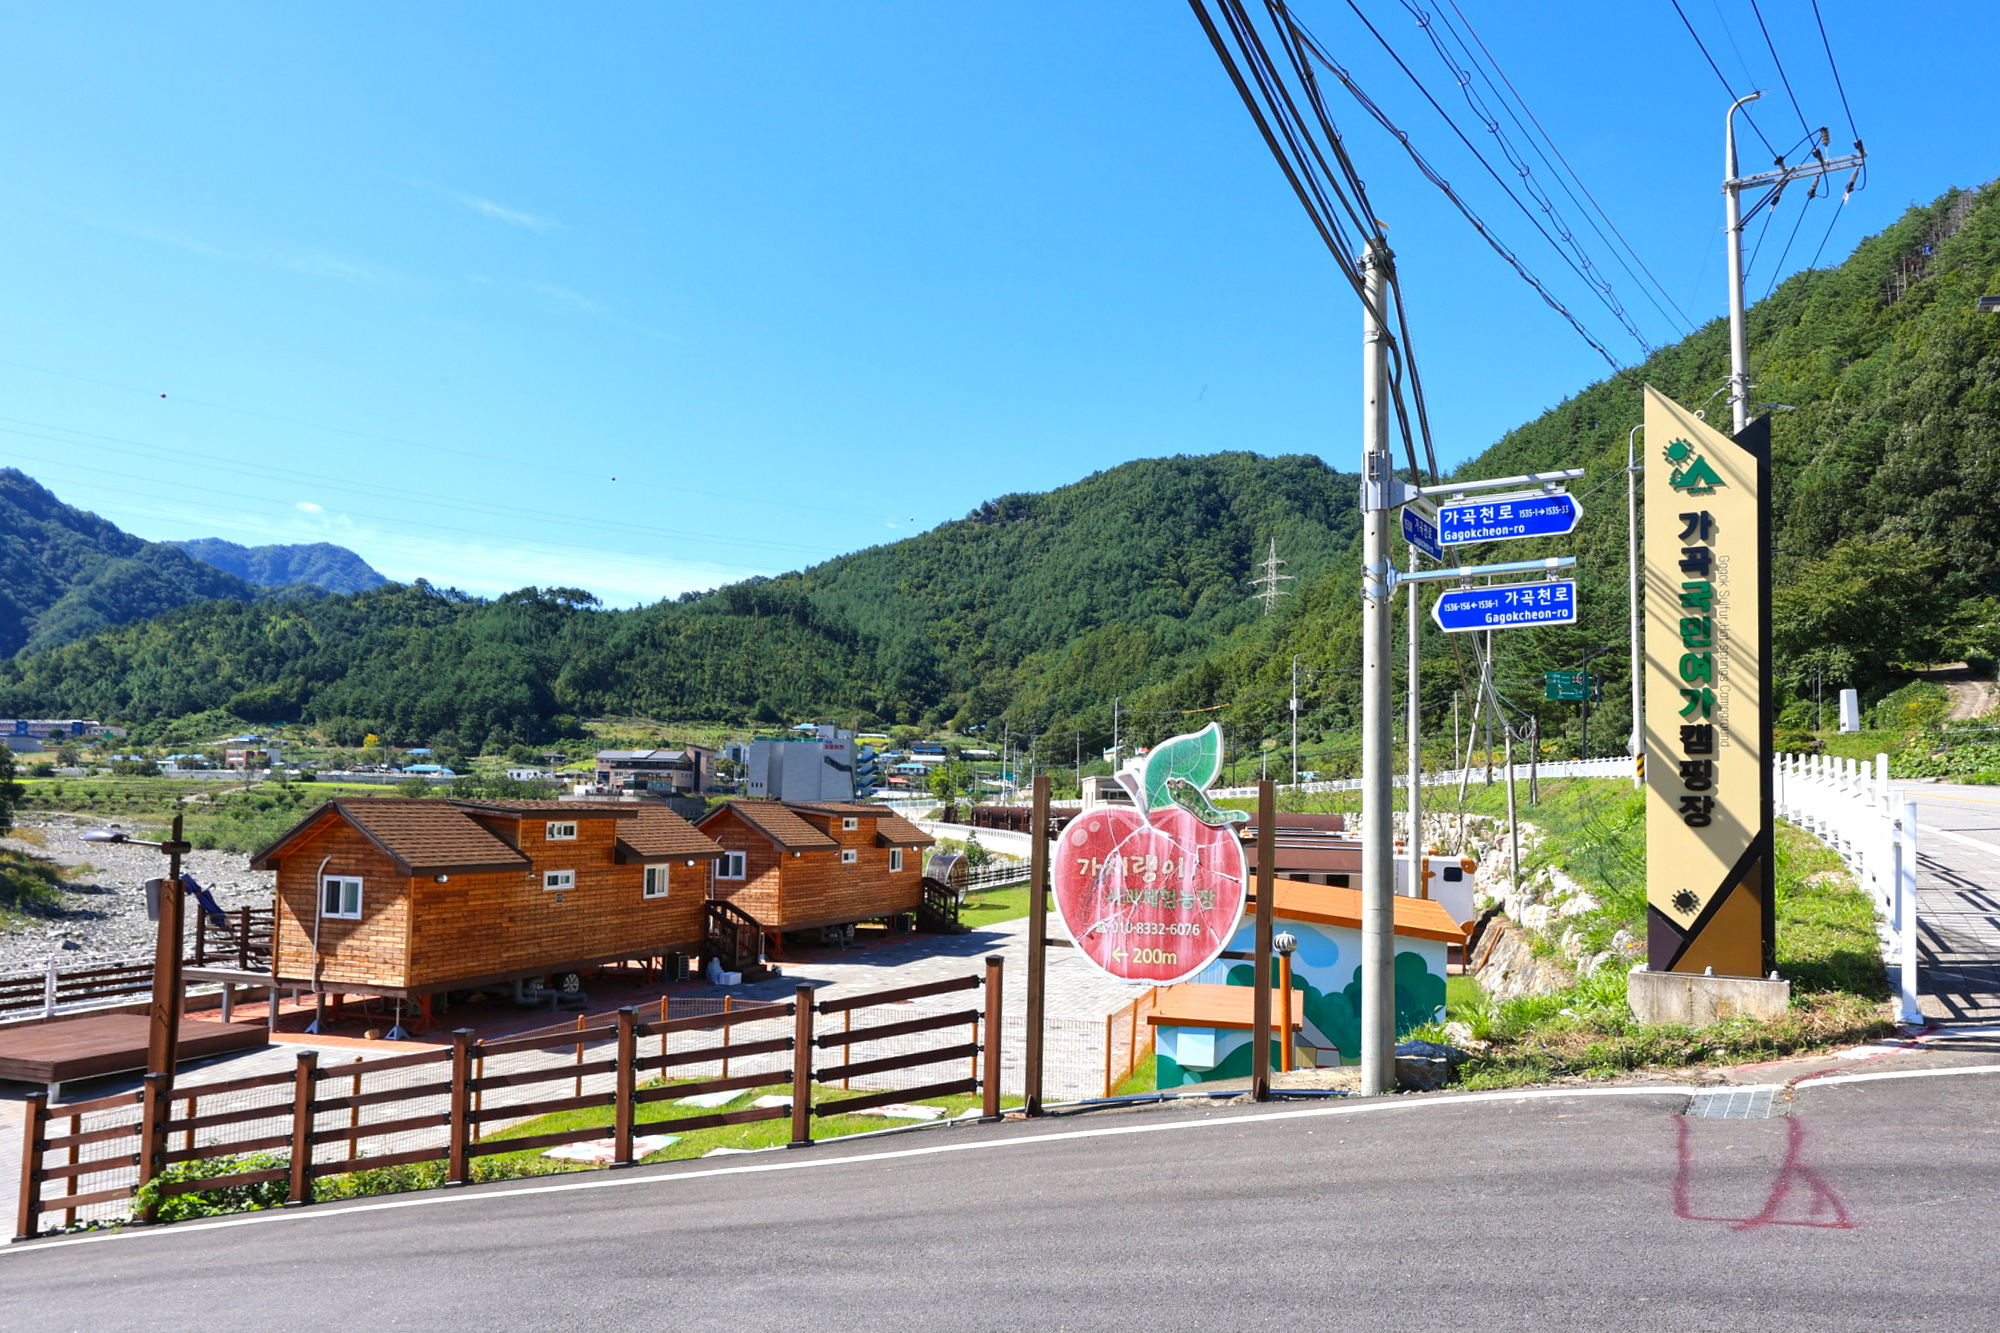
[1358,241,1396,1097]
[1406,545,1424,898]
[1628,424,1644,790]
[1290,654,1300,787]
[1724,93,1866,433]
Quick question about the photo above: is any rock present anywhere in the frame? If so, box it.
[1396,1038,1471,1068]
[1439,1022,1491,1055]
[1394,1054,1450,1091]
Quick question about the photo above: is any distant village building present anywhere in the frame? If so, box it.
[590,747,716,796]
[745,726,877,801]
[2,719,122,742]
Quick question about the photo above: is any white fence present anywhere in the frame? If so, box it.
[1775,752,1921,1023]
[1207,755,1636,800]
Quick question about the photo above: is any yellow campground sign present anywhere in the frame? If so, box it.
[1642,385,1773,978]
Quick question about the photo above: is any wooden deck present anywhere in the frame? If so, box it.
[0,1014,268,1087]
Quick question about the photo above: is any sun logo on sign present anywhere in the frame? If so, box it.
[1664,438,1725,495]
[1672,889,1702,915]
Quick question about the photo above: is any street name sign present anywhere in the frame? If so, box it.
[1438,490,1582,546]
[1431,580,1578,633]
[1401,504,1443,561]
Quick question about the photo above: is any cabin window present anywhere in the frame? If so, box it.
[546,821,578,842]
[544,869,575,892]
[718,851,748,880]
[321,876,362,920]
[840,849,858,865]
[889,848,904,873]
[643,866,670,899]
[842,817,859,831]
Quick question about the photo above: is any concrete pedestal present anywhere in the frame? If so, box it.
[1627,963,1790,1025]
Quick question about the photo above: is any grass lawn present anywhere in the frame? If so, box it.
[955,882,1036,925]
[470,1078,1022,1170]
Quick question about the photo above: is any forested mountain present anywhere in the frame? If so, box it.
[175,538,386,594]
[0,453,1357,750]
[0,469,267,657]
[2,180,1995,765]
[0,470,389,657]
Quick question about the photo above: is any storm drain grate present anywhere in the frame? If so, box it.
[1684,1086,1781,1120]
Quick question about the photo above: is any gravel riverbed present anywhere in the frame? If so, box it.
[1,815,275,970]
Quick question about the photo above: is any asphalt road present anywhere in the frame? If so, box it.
[1907,782,2000,1022]
[7,1054,2000,1333]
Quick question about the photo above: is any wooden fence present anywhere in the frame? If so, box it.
[0,954,156,1019]
[15,960,1005,1241]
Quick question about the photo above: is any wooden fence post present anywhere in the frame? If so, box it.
[982,955,1003,1121]
[287,1050,317,1205]
[137,1071,169,1222]
[14,1090,47,1241]
[613,1008,637,1168]
[448,1029,475,1186]
[721,994,732,1079]
[789,984,813,1148]
[573,1013,585,1098]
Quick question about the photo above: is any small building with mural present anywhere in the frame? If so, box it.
[1149,878,1464,1087]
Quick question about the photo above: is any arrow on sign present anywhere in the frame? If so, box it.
[1432,580,1579,632]
[1439,490,1582,546]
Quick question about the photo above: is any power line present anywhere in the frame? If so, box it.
[1668,0,1776,159]
[1747,0,1817,147]
[1443,0,1698,336]
[1390,0,1658,356]
[1281,11,1627,375]
[1808,0,1860,144]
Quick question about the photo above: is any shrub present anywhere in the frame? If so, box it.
[133,1153,289,1222]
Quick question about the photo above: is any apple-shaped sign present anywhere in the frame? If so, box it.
[1052,723,1248,984]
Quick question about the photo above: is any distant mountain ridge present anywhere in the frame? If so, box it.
[174,538,386,594]
[0,469,382,657]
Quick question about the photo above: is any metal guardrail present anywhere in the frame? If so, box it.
[1776,752,1920,1023]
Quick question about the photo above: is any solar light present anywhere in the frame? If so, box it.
[79,827,129,844]
[1978,295,2000,313]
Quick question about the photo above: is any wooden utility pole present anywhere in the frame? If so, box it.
[146,815,192,1082]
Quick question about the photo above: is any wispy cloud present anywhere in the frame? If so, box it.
[33,198,397,285]
[295,501,323,513]
[407,179,558,233]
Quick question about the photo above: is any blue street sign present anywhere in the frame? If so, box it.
[1438,490,1582,546]
[1401,505,1443,561]
[1431,580,1579,633]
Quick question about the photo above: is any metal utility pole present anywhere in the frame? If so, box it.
[1724,93,1866,433]
[1290,654,1300,787]
[1358,241,1396,1097]
[1724,92,1760,434]
[1628,424,1644,789]
[1406,546,1424,898]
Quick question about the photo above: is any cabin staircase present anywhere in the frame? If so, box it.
[702,899,775,983]
[917,878,970,934]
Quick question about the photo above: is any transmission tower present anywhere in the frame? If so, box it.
[1248,537,1294,615]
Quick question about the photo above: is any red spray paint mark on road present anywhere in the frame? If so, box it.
[1673,1116,1854,1230]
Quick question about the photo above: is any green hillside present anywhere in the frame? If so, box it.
[175,538,387,594]
[2,180,1995,766]
[0,453,1357,751]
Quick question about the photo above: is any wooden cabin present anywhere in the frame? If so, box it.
[695,801,933,945]
[250,797,724,1003]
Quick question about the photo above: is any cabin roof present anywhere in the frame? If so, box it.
[701,801,840,850]
[616,805,727,862]
[872,812,933,848]
[249,798,531,875]
[1144,982,1305,1032]
[1249,876,1467,942]
[447,800,634,818]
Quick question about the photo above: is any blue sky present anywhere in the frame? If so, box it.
[1,3,1991,605]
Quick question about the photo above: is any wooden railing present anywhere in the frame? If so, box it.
[15,958,1006,1241]
[191,906,274,970]
[702,898,766,975]
[0,955,155,1018]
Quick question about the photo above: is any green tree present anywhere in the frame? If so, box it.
[0,742,22,836]
[1773,537,1950,694]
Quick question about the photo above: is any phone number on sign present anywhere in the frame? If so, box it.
[1099,921,1205,936]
